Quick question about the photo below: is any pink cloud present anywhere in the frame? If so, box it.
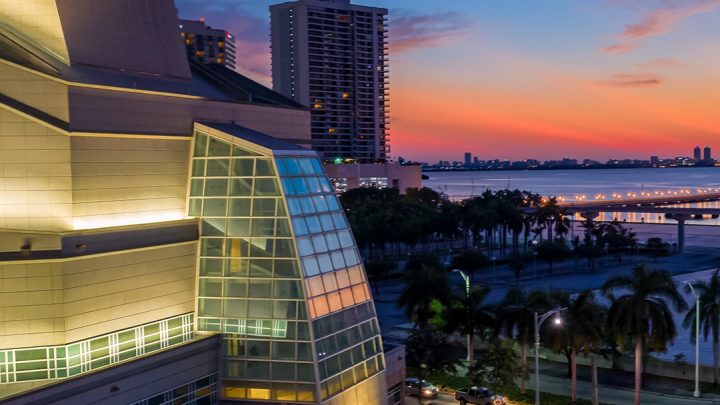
[390,12,471,54]
[593,73,664,87]
[604,0,720,54]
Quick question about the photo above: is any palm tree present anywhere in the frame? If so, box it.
[495,288,551,393]
[683,269,720,386]
[444,286,495,363]
[543,290,605,402]
[602,264,687,405]
[398,260,451,330]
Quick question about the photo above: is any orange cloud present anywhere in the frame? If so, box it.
[604,0,720,54]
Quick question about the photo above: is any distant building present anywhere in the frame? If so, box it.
[464,152,472,166]
[650,155,659,165]
[179,19,237,70]
[694,146,701,160]
[704,146,712,161]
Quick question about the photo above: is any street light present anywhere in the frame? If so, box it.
[452,269,472,362]
[534,307,566,405]
[686,280,701,398]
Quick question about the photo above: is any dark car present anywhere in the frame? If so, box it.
[404,377,439,398]
[455,386,506,405]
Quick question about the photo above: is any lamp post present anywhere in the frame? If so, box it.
[686,281,701,398]
[534,307,565,405]
[452,269,472,362]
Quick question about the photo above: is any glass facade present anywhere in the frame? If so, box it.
[0,314,193,383]
[130,373,218,405]
[189,127,384,403]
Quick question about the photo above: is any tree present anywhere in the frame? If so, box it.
[469,338,521,391]
[575,219,604,270]
[444,286,495,363]
[602,264,687,405]
[536,240,570,273]
[495,288,551,393]
[600,221,638,262]
[365,259,397,293]
[450,251,489,278]
[542,290,605,402]
[682,269,720,386]
[398,260,450,330]
[644,237,670,260]
[406,327,460,404]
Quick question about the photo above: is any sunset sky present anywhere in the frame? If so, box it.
[175,0,720,162]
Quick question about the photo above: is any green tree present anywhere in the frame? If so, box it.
[507,256,526,284]
[602,264,687,405]
[600,221,638,262]
[364,259,397,293]
[536,240,570,273]
[495,288,551,393]
[644,237,670,260]
[543,290,605,402]
[444,285,495,363]
[450,251,489,278]
[398,260,450,329]
[406,327,459,404]
[682,269,720,386]
[469,338,521,391]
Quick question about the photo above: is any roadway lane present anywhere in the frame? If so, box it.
[403,393,456,405]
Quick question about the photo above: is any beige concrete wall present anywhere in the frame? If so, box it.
[323,371,388,405]
[0,110,73,232]
[0,0,69,62]
[68,87,311,145]
[70,135,190,230]
[0,241,197,349]
[0,61,69,122]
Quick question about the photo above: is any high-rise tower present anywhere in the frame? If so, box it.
[270,0,389,163]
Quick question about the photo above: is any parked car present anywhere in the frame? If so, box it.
[454,386,506,405]
[404,378,439,398]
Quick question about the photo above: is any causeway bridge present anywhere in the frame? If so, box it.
[554,192,720,252]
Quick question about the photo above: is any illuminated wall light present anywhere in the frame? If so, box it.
[73,211,186,230]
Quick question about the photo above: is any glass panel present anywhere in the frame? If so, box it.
[298,159,314,175]
[317,254,332,273]
[229,198,251,216]
[275,239,295,257]
[188,198,202,216]
[255,159,275,176]
[249,259,273,278]
[224,299,247,317]
[254,179,280,196]
[198,298,222,316]
[208,137,231,156]
[313,196,330,212]
[307,276,325,297]
[291,178,308,195]
[331,251,346,269]
[305,216,322,234]
[281,178,295,195]
[249,280,272,298]
[251,219,275,237]
[276,219,292,237]
[201,239,224,256]
[200,258,223,276]
[226,259,248,276]
[190,179,204,196]
[227,219,250,236]
[343,249,359,266]
[338,230,353,248]
[199,279,222,297]
[206,159,230,176]
[275,260,300,278]
[306,177,322,194]
[252,198,276,217]
[225,279,247,297]
[193,132,207,157]
[204,179,228,196]
[292,218,308,236]
[311,159,324,174]
[275,158,288,176]
[297,238,314,256]
[312,235,328,253]
[192,159,205,177]
[336,269,350,288]
[302,257,320,276]
[231,178,253,196]
[248,300,272,318]
[286,198,302,215]
[233,145,260,156]
[322,273,338,292]
[232,159,254,176]
[299,198,316,214]
[319,214,335,231]
[327,195,341,210]
[326,232,341,251]
[203,199,226,216]
[202,218,226,236]
[332,213,348,229]
[284,158,301,175]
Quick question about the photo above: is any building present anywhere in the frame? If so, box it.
[464,152,472,167]
[270,0,422,193]
[180,19,237,70]
[0,1,392,404]
[704,146,712,161]
[694,146,701,160]
[270,0,389,163]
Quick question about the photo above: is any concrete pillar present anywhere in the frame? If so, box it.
[667,214,691,252]
[579,212,600,222]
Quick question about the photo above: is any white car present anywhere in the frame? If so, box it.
[404,378,439,398]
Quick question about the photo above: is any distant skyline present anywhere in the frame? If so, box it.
[175,0,720,162]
